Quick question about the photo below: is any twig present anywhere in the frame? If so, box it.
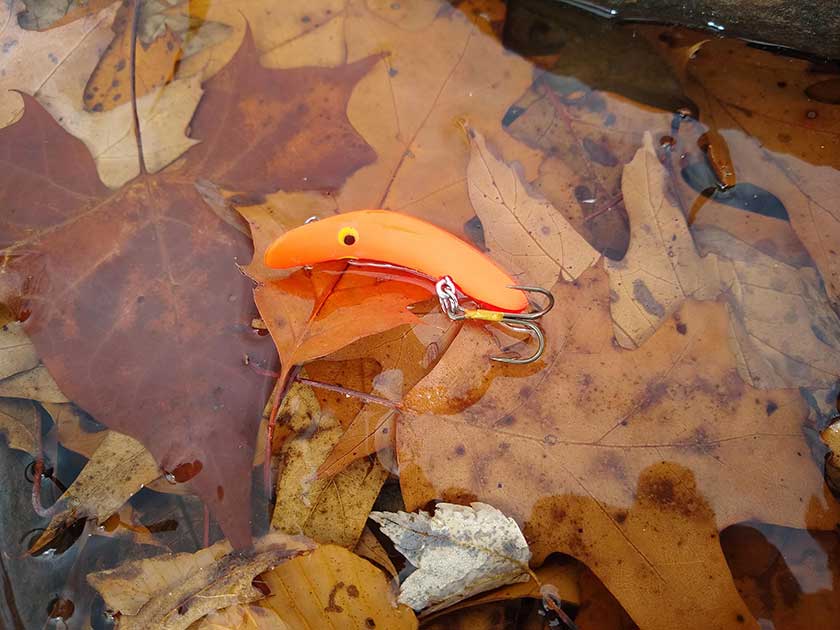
[295,376,403,410]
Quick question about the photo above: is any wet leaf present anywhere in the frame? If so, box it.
[87,533,314,630]
[0,321,38,379]
[271,382,388,548]
[192,604,288,630]
[606,135,840,388]
[722,523,840,629]
[30,431,162,554]
[465,125,600,288]
[396,265,840,629]
[647,35,840,309]
[0,397,39,454]
[371,502,531,612]
[421,556,580,622]
[693,226,840,389]
[316,314,459,479]
[0,365,68,402]
[0,0,118,128]
[83,16,181,113]
[336,0,535,230]
[254,544,417,630]
[353,525,398,578]
[238,195,430,384]
[605,133,719,347]
[19,0,118,30]
[0,27,379,546]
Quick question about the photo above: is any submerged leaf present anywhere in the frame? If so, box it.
[397,265,839,629]
[465,125,600,288]
[271,382,388,548]
[0,28,379,547]
[254,544,417,630]
[30,431,162,554]
[0,397,39,454]
[371,502,531,612]
[606,133,718,347]
[88,533,314,630]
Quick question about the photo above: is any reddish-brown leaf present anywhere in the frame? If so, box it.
[0,29,379,548]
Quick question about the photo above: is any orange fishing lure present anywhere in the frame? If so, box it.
[264,210,553,363]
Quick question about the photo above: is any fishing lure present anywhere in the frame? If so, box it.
[264,210,553,363]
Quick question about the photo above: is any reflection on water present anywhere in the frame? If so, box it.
[0,0,838,628]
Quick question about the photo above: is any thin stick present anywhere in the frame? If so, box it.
[296,376,403,410]
[129,0,147,175]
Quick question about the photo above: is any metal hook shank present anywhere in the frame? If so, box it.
[492,319,546,364]
[435,277,554,365]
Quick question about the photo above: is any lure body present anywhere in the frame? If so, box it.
[264,210,527,312]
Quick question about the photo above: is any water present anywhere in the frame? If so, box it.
[0,0,838,628]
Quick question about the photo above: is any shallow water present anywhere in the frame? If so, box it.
[0,0,838,628]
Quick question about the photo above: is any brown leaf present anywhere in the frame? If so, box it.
[605,133,719,347]
[0,27,379,547]
[396,266,840,629]
[0,0,118,128]
[353,525,398,578]
[271,382,388,548]
[606,135,840,388]
[255,545,417,629]
[30,431,162,554]
[722,523,840,629]
[88,533,314,630]
[646,34,840,309]
[465,125,600,288]
[84,14,181,113]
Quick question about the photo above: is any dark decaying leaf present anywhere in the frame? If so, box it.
[0,29,379,548]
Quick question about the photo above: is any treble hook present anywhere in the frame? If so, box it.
[435,277,554,364]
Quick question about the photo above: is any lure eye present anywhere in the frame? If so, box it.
[338,226,359,246]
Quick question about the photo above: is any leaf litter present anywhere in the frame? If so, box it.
[371,501,531,613]
[1,0,839,628]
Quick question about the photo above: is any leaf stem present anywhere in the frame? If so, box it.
[129,0,147,175]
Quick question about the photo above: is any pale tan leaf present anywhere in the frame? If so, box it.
[256,545,417,630]
[87,533,314,630]
[0,0,118,128]
[0,365,68,402]
[0,321,38,379]
[694,226,840,389]
[272,383,388,548]
[0,397,39,454]
[605,132,719,347]
[466,125,600,288]
[31,431,162,553]
[33,13,202,189]
[371,502,532,613]
[191,604,289,630]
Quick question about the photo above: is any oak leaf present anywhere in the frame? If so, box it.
[0,30,379,547]
[194,545,418,630]
[87,533,314,630]
[465,125,600,289]
[646,35,840,309]
[395,265,840,629]
[271,382,388,548]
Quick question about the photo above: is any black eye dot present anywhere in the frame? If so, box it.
[343,234,356,245]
